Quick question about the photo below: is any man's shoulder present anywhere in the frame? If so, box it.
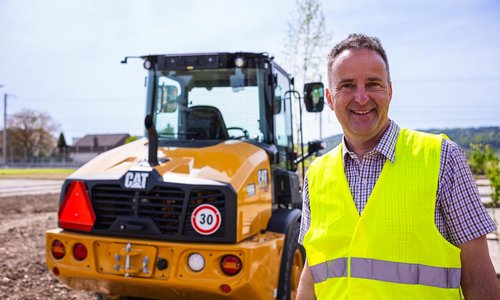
[401,130,467,166]
[405,129,465,155]
[440,138,467,164]
[402,128,444,140]
[310,144,342,169]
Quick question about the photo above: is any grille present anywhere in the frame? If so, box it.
[183,189,226,237]
[92,184,185,235]
[91,184,228,239]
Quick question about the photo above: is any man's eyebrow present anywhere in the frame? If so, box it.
[336,78,355,85]
[367,76,383,82]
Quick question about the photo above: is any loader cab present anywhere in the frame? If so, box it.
[143,52,299,172]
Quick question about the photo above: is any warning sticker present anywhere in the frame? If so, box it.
[191,204,221,235]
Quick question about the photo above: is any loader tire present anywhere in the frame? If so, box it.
[277,219,305,300]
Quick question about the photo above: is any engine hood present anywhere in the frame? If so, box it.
[69,138,270,191]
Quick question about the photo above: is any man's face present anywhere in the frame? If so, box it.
[326,49,392,145]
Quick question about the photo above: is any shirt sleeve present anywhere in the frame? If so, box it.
[298,174,311,245]
[437,139,497,245]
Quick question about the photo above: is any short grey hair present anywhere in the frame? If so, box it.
[327,33,391,84]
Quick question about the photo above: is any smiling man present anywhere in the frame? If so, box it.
[297,34,499,299]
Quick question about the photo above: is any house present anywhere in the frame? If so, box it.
[71,133,130,164]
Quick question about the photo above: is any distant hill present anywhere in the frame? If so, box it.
[424,127,499,153]
[318,126,500,155]
[318,134,343,154]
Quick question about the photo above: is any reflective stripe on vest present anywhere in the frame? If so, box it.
[310,257,348,282]
[310,257,461,289]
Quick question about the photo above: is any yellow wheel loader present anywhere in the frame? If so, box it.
[46,52,325,300]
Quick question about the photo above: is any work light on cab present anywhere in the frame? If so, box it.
[58,181,96,232]
[220,255,242,275]
[234,57,245,68]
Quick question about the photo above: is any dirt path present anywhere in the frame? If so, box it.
[0,194,94,300]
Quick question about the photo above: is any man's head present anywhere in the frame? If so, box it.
[325,34,392,151]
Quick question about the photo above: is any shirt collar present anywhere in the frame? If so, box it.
[341,120,400,163]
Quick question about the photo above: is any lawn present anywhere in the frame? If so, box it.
[0,168,75,179]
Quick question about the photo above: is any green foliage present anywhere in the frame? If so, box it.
[487,156,500,207]
[57,133,67,149]
[468,143,495,175]
[469,142,500,207]
[125,136,139,144]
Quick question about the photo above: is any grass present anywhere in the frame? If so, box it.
[0,168,76,179]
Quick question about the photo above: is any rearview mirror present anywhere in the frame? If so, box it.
[304,82,324,112]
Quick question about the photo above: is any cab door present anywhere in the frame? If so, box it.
[272,66,295,171]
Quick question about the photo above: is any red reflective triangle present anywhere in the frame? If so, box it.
[58,181,96,232]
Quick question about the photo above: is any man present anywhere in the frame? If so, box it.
[297,33,499,299]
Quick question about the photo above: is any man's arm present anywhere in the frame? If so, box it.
[297,175,316,299]
[459,235,500,299]
[297,261,316,300]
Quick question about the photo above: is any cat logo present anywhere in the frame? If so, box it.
[258,169,268,188]
[124,172,150,189]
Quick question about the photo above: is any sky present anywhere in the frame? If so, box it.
[1,0,499,144]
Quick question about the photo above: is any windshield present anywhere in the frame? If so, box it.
[152,68,268,143]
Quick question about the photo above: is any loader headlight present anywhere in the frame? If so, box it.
[234,57,245,68]
[188,253,205,272]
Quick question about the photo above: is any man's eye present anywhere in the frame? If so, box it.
[366,82,382,89]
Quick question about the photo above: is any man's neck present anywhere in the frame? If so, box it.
[344,121,391,161]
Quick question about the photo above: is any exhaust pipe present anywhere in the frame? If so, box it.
[144,115,159,167]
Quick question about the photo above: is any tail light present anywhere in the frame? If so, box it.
[58,181,96,232]
[51,240,66,259]
[220,255,242,276]
[73,243,88,261]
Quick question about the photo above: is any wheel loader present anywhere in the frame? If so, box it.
[46,52,324,299]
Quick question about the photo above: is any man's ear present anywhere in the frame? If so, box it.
[388,81,393,103]
[325,87,335,111]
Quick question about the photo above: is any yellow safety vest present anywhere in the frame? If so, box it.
[303,128,461,299]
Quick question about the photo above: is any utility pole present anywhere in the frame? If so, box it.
[3,92,14,165]
[0,84,4,165]
[3,93,7,165]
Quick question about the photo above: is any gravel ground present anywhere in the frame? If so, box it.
[0,194,95,300]
[2,184,499,299]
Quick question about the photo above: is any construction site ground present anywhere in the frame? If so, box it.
[0,178,498,299]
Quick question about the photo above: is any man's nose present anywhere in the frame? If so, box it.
[353,87,370,105]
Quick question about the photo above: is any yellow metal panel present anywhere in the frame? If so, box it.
[46,229,284,300]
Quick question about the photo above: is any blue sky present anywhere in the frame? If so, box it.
[1,0,499,143]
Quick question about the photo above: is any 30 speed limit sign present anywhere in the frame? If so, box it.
[191,204,221,235]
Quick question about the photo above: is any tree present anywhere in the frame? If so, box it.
[57,132,69,160]
[468,143,495,175]
[283,0,331,145]
[487,156,500,208]
[284,0,331,84]
[468,143,500,236]
[7,109,60,161]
